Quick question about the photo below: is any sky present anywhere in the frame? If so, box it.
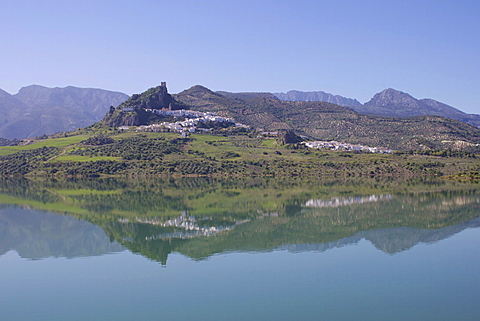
[1,0,479,114]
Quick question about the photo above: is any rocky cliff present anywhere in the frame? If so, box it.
[102,83,186,127]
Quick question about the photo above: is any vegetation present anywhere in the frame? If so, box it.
[0,138,20,146]
[0,130,478,179]
[0,84,478,179]
[81,134,115,146]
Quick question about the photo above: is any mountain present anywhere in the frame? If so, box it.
[360,88,430,116]
[174,85,480,150]
[0,85,129,139]
[273,88,480,128]
[359,88,480,127]
[216,91,278,100]
[420,98,480,127]
[0,88,29,131]
[273,90,362,107]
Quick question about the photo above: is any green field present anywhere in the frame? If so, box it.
[0,136,89,155]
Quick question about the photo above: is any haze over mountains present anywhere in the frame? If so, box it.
[0,85,128,139]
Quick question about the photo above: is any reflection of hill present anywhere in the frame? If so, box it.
[101,190,480,264]
[0,206,124,259]
[0,177,478,265]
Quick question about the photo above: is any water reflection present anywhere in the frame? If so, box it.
[305,194,393,208]
[0,206,125,260]
[125,212,249,239]
[279,216,480,254]
[0,177,478,265]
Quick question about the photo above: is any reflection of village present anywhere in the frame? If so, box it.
[118,195,393,241]
[305,194,393,208]
[119,212,250,240]
[303,140,393,153]
[119,109,249,136]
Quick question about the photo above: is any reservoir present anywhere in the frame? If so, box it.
[0,178,479,320]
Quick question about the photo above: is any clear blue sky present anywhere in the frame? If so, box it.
[1,0,479,113]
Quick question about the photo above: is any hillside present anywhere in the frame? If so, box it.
[0,85,128,139]
[174,85,480,151]
[1,128,479,178]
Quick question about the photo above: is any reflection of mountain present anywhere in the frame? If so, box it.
[0,177,478,265]
[279,216,480,254]
[100,190,480,264]
[363,218,480,253]
[0,206,124,259]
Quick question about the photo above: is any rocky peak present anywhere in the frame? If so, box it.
[103,82,186,127]
[365,88,419,107]
[124,82,173,110]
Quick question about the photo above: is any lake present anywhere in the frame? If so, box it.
[0,177,479,320]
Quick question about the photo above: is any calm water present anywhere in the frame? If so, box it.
[0,178,479,320]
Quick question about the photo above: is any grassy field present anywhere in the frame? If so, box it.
[0,136,89,155]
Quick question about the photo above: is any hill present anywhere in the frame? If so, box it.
[0,85,128,139]
[102,82,187,127]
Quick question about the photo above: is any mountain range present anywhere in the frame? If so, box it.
[273,90,362,107]
[0,85,128,139]
[274,88,480,128]
[1,83,479,146]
